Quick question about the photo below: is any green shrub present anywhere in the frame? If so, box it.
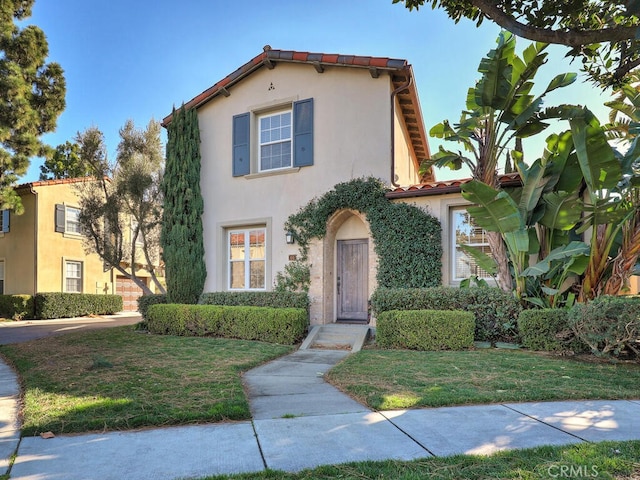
[568,296,640,358]
[198,291,309,310]
[34,293,123,320]
[371,287,521,342]
[147,304,308,344]
[0,295,35,320]
[376,309,474,350]
[137,294,168,320]
[518,309,585,352]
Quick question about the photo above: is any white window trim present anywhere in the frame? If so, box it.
[257,109,293,173]
[217,218,272,292]
[63,258,83,293]
[450,206,494,283]
[64,206,83,238]
[227,227,267,291]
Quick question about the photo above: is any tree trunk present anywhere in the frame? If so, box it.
[603,223,640,295]
[487,230,512,292]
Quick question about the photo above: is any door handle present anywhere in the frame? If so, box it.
[337,276,341,295]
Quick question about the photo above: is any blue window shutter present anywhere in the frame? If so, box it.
[1,210,8,233]
[293,98,314,167]
[55,204,65,232]
[232,112,250,176]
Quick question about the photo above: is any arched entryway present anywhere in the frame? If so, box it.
[310,209,377,324]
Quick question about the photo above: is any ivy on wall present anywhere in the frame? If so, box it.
[283,177,442,289]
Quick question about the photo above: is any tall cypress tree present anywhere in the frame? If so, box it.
[161,105,206,304]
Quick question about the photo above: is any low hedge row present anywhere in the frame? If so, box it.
[147,304,308,345]
[199,291,310,310]
[518,309,584,352]
[0,295,35,320]
[376,309,475,351]
[137,294,168,320]
[35,293,123,320]
[371,287,521,342]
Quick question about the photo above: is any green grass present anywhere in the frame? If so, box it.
[199,441,640,479]
[0,326,294,435]
[326,348,640,410]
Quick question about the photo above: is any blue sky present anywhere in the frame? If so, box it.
[23,0,611,182]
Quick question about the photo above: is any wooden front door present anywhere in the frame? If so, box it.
[336,239,368,322]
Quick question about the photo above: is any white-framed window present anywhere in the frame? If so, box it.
[258,110,292,171]
[0,260,5,295]
[65,260,83,293]
[228,227,266,290]
[66,207,81,234]
[56,204,82,235]
[451,207,493,281]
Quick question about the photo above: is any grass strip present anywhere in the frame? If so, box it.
[200,440,640,479]
[326,348,640,410]
[0,326,293,435]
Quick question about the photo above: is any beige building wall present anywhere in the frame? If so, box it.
[0,191,36,294]
[32,182,112,294]
[198,63,416,294]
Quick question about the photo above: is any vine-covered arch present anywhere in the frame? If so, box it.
[285,177,442,289]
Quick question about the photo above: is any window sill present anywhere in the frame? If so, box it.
[245,167,300,180]
[63,232,84,240]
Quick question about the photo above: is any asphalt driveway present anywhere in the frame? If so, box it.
[0,313,142,345]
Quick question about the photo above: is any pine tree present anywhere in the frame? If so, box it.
[161,105,206,304]
[0,0,66,212]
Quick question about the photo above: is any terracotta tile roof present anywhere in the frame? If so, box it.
[15,177,96,190]
[386,173,522,198]
[162,46,433,181]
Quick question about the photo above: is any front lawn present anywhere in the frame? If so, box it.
[0,326,293,435]
[326,348,640,410]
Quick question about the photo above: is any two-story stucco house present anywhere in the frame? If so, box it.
[0,178,161,310]
[163,47,441,325]
[164,47,639,326]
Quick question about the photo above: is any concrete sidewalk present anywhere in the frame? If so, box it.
[1,349,640,479]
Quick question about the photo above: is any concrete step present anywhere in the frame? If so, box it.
[299,324,370,353]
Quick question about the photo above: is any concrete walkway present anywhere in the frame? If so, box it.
[1,348,640,479]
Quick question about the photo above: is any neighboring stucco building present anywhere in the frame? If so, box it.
[0,178,160,310]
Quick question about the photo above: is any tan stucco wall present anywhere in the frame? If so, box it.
[0,192,36,294]
[392,97,421,186]
[197,63,414,296]
[33,183,113,294]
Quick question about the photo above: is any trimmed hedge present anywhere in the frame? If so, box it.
[376,309,475,351]
[199,291,309,310]
[137,294,168,320]
[518,309,584,352]
[568,295,640,358]
[34,293,123,320]
[147,304,308,345]
[0,295,35,320]
[371,287,521,342]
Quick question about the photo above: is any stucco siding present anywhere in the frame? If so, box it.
[197,63,399,292]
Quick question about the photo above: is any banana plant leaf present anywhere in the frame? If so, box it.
[521,241,590,277]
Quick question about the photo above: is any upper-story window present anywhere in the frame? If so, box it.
[55,204,82,235]
[259,110,292,171]
[232,98,313,177]
[451,207,493,281]
[66,207,81,234]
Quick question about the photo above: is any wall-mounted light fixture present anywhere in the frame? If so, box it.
[285,231,295,244]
